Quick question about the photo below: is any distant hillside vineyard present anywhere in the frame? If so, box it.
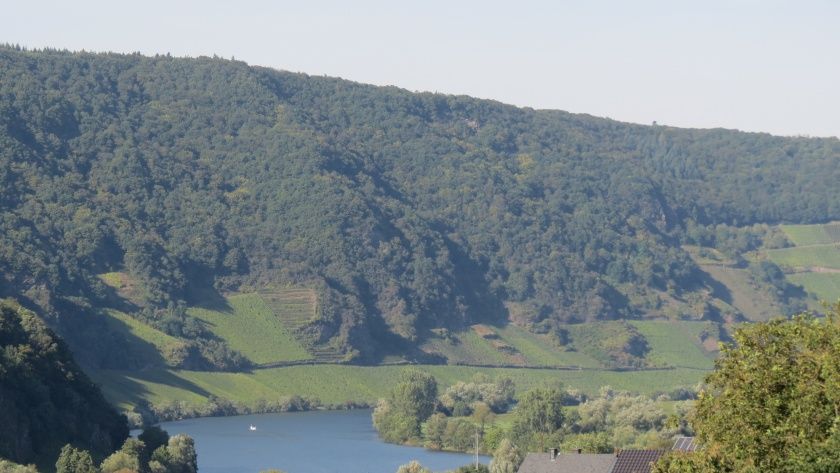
[1,46,839,362]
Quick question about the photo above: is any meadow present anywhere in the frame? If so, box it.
[92,364,708,412]
[766,245,840,270]
[786,273,840,304]
[780,222,840,246]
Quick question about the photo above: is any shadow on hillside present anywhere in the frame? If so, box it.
[696,267,734,305]
[184,276,232,312]
[92,368,212,409]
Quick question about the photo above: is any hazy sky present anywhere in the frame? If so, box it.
[3,0,839,137]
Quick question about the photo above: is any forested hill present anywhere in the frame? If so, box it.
[1,46,839,362]
[0,300,128,468]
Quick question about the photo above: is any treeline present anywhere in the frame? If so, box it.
[127,395,368,429]
[372,369,695,457]
[1,47,839,361]
[30,428,198,473]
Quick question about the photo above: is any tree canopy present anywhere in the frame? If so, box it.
[655,304,840,472]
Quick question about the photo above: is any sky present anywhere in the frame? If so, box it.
[3,0,839,138]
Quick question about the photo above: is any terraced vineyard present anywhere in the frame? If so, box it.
[188,294,312,364]
[257,288,347,362]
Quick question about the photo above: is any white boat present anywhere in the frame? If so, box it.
[249,425,257,431]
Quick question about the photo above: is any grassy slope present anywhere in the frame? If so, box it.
[699,264,783,321]
[92,364,706,410]
[187,294,311,364]
[629,321,715,370]
[780,223,840,246]
[787,273,840,304]
[90,291,715,411]
[766,245,840,270]
[99,309,185,366]
[768,223,840,304]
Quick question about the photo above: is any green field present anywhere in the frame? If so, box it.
[780,222,840,246]
[188,294,312,364]
[787,273,840,303]
[92,364,708,411]
[629,321,715,370]
[766,245,840,270]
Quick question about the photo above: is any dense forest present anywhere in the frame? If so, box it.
[1,46,839,363]
[0,300,127,468]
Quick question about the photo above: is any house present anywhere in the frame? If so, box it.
[516,448,669,473]
[516,449,616,473]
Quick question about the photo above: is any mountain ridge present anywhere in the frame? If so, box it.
[1,45,838,364]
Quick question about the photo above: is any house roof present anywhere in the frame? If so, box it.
[671,437,698,452]
[611,450,665,473]
[516,452,616,473]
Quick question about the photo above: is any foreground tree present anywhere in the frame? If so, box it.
[489,439,523,473]
[656,304,840,472]
[374,369,438,443]
[395,460,431,473]
[56,445,97,473]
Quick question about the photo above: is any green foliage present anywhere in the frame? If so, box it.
[687,307,840,472]
[100,450,140,473]
[0,460,38,473]
[2,47,839,363]
[56,445,97,473]
[450,465,489,473]
[395,460,431,473]
[439,377,515,415]
[512,387,566,435]
[489,438,522,473]
[373,369,439,442]
[0,300,128,467]
[653,449,736,473]
[157,436,197,473]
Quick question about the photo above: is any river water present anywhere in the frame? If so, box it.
[151,409,489,473]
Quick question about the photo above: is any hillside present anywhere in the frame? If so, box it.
[768,222,840,304]
[0,300,128,469]
[1,46,839,367]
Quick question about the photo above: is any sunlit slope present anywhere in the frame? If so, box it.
[769,223,840,304]
[188,293,312,364]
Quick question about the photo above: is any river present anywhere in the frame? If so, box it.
[149,409,489,473]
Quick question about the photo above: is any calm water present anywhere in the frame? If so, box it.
[149,409,488,473]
